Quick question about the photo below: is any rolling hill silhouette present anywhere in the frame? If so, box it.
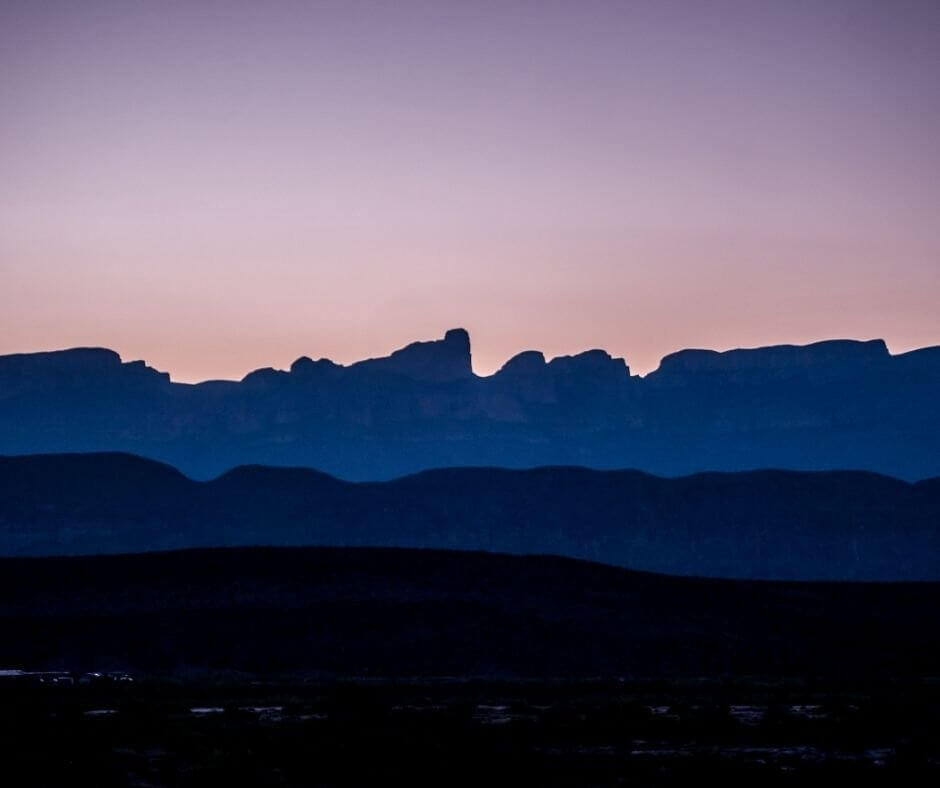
[1,453,937,580]
[2,546,940,678]
[0,330,938,481]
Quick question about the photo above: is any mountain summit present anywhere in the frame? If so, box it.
[351,327,472,382]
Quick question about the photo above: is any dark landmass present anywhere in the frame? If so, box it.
[4,545,939,784]
[1,329,938,481]
[2,453,938,579]
[3,677,939,785]
[2,546,940,678]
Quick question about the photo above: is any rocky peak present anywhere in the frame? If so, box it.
[351,328,473,382]
[497,350,547,376]
[548,349,630,378]
[289,356,340,378]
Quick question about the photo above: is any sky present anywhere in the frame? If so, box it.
[1,0,938,380]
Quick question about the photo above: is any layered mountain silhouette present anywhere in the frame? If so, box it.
[0,329,938,481]
[1,453,938,580]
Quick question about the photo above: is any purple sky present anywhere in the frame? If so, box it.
[2,0,938,379]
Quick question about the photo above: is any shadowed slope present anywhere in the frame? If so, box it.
[1,453,938,580]
[1,546,939,678]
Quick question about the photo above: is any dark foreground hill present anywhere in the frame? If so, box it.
[1,453,939,580]
[2,546,940,679]
[1,329,939,481]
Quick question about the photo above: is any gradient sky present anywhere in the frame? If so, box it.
[1,0,938,380]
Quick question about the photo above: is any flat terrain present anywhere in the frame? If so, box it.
[1,678,938,785]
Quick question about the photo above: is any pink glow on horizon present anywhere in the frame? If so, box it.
[1,1,938,380]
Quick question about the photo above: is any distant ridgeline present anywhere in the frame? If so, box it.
[0,328,939,481]
[1,453,938,580]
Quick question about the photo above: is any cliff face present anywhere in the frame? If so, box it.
[0,330,938,480]
[649,339,891,382]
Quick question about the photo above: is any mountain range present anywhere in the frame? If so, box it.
[2,453,938,580]
[1,329,939,481]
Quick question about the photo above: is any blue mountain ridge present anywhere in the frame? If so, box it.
[0,329,938,481]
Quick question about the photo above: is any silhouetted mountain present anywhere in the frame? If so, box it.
[0,330,938,480]
[350,327,474,381]
[1,453,937,580]
[2,546,940,678]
